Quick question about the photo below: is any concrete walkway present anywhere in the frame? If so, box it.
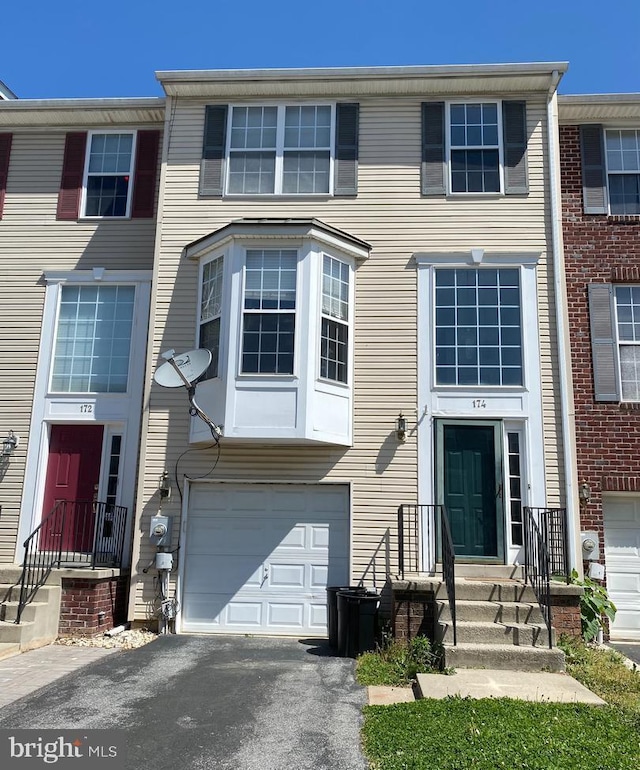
[0,645,117,709]
[416,669,606,704]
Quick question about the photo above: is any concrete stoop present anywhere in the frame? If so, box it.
[0,570,62,653]
[437,578,565,673]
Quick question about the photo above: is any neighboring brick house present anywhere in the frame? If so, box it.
[559,94,640,640]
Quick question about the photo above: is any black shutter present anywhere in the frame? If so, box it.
[588,282,619,401]
[580,125,607,214]
[421,102,446,196]
[200,105,228,197]
[0,133,12,219]
[132,130,160,218]
[334,103,359,196]
[503,101,528,195]
[57,132,87,220]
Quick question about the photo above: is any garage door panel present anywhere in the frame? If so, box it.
[604,496,640,640]
[181,484,349,635]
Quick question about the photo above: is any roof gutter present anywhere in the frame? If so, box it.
[547,69,580,575]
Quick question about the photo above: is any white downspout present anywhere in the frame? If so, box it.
[547,72,580,576]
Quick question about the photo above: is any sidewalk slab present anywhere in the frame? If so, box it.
[416,669,606,705]
[0,644,117,709]
[368,685,415,705]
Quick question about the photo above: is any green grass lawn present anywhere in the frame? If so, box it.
[360,637,640,770]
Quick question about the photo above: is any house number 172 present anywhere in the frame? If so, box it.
[472,399,486,409]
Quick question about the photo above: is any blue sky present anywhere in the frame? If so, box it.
[2,1,638,98]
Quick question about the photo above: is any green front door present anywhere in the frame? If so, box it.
[437,422,503,560]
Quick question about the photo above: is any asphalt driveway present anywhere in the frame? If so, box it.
[0,636,368,770]
[610,642,640,666]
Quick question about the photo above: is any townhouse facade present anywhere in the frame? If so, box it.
[0,96,163,635]
[0,64,589,653]
[128,64,579,639]
[559,94,640,640]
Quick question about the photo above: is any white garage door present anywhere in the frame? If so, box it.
[181,483,349,635]
[604,495,640,641]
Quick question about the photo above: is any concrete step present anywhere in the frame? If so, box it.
[447,579,538,603]
[0,566,24,585]
[438,599,544,625]
[1,600,49,624]
[445,564,525,580]
[0,619,36,645]
[438,620,553,647]
[0,584,60,604]
[0,642,21,661]
[444,642,565,672]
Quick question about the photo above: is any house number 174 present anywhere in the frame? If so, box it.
[472,399,486,409]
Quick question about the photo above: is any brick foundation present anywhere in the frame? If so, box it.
[392,588,436,641]
[59,576,128,636]
[550,593,582,637]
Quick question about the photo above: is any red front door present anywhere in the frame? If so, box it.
[42,424,104,552]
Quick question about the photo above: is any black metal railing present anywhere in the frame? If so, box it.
[525,507,570,583]
[439,505,457,646]
[397,503,457,645]
[15,500,127,624]
[397,504,422,578]
[523,507,553,649]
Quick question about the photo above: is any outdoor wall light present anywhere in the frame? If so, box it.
[396,413,406,442]
[158,471,172,500]
[2,430,18,457]
[579,480,592,507]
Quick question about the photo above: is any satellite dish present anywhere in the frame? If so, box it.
[154,349,212,388]
[153,349,222,443]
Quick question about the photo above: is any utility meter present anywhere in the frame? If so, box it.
[581,531,600,560]
[150,515,172,547]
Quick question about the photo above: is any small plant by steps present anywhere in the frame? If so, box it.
[356,635,448,686]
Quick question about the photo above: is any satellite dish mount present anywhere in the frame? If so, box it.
[154,349,222,442]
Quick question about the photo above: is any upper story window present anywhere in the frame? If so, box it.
[614,285,640,400]
[199,256,224,379]
[83,132,135,217]
[51,285,134,393]
[228,106,332,195]
[605,130,640,215]
[56,129,160,221]
[241,249,297,374]
[449,103,500,193]
[435,268,522,386]
[200,104,359,198]
[422,100,527,197]
[321,255,350,383]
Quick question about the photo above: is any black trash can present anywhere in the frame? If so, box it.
[337,589,380,658]
[326,586,365,651]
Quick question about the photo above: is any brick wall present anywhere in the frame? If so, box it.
[550,593,582,638]
[392,589,436,641]
[560,125,640,557]
[59,576,128,636]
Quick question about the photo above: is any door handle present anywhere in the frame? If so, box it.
[260,565,269,587]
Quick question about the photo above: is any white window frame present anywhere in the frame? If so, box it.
[239,248,299,377]
[225,103,335,196]
[198,254,225,380]
[81,129,137,218]
[613,285,640,401]
[50,282,137,395]
[445,100,504,195]
[319,254,350,385]
[432,265,524,388]
[604,128,640,216]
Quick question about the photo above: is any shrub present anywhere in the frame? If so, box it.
[570,569,617,642]
[356,635,444,686]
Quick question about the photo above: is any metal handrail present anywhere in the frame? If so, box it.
[523,506,553,649]
[15,500,128,624]
[397,504,422,578]
[439,505,457,646]
[526,507,570,583]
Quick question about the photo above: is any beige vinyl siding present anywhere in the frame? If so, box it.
[0,127,161,563]
[131,93,565,620]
